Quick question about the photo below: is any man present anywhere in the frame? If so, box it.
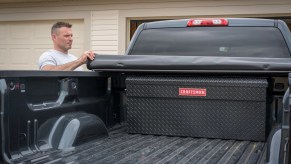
[38,22,95,71]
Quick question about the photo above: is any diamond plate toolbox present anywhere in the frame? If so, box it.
[126,76,268,141]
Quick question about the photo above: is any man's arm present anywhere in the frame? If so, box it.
[41,51,95,71]
[42,59,83,71]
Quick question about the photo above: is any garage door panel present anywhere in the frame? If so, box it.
[0,65,38,70]
[71,23,84,44]
[0,48,7,65]
[10,23,32,41]
[0,19,84,70]
[32,22,54,44]
[0,24,9,43]
[10,48,31,65]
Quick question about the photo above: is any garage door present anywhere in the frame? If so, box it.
[0,19,84,70]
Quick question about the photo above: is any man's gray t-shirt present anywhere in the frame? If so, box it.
[38,49,83,71]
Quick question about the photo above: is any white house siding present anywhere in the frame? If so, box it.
[0,0,290,70]
[91,10,119,55]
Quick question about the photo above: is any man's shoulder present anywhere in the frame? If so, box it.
[40,49,55,58]
[41,49,57,55]
[38,50,57,69]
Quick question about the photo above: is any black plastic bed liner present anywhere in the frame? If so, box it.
[12,127,266,164]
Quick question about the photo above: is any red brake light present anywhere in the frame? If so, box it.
[187,18,228,27]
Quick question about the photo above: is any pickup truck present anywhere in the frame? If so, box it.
[1,18,290,164]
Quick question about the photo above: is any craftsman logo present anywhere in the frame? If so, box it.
[179,88,206,97]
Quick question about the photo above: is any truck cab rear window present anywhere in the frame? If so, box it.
[130,27,290,58]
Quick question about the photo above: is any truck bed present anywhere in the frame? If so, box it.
[12,126,266,164]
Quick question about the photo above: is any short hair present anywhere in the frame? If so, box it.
[51,22,72,35]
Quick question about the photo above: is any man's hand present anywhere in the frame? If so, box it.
[78,50,95,64]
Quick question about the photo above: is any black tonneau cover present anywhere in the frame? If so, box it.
[87,55,291,73]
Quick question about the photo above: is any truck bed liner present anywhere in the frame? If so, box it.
[12,127,266,164]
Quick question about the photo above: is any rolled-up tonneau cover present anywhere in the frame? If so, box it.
[87,55,291,73]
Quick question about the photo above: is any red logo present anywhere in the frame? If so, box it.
[179,88,206,97]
